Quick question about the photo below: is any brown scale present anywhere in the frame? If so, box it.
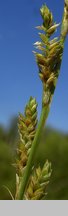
[16,145,28,170]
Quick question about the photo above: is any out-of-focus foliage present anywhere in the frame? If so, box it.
[35,128,68,200]
[0,119,68,200]
[0,123,16,200]
[0,141,15,200]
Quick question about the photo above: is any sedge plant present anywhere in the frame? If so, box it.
[13,0,68,200]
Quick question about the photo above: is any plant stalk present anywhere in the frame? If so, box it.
[17,0,68,200]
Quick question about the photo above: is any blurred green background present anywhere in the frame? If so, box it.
[0,118,68,200]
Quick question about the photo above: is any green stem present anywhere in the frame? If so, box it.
[17,105,50,200]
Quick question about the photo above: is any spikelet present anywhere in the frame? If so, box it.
[16,97,37,168]
[34,4,63,107]
[24,160,52,200]
[15,97,38,199]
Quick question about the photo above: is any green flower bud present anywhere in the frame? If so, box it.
[40,4,53,29]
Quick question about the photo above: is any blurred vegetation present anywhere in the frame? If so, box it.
[0,118,68,200]
[0,118,18,200]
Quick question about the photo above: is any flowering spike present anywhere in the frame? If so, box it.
[34,4,64,107]
[24,160,52,200]
[15,97,38,199]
